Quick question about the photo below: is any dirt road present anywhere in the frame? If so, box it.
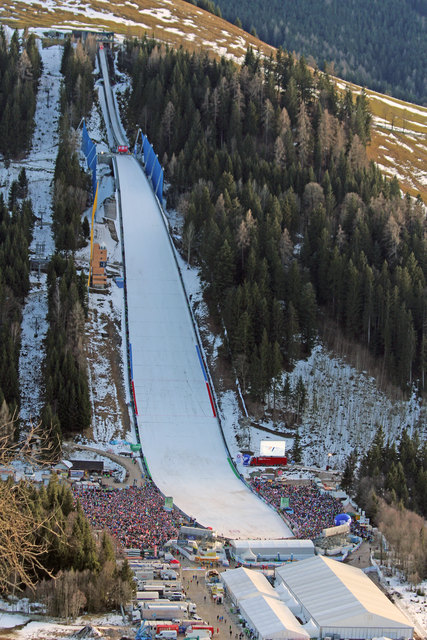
[66,443,145,488]
[178,559,246,640]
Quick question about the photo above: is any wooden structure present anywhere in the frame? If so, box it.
[91,242,108,288]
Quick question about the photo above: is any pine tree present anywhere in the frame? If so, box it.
[292,428,302,464]
[17,168,28,198]
[271,341,282,414]
[99,531,115,566]
[293,376,307,421]
[341,451,357,493]
[259,329,271,404]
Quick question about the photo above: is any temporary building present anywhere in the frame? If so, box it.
[239,594,310,640]
[274,583,301,614]
[71,460,104,473]
[221,567,278,604]
[53,460,73,473]
[302,618,319,638]
[275,556,413,639]
[229,540,315,562]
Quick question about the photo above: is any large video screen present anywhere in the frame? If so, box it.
[259,440,286,457]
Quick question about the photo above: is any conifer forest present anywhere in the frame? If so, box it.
[120,40,427,401]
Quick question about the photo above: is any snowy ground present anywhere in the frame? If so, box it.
[387,576,427,639]
[0,43,63,428]
[0,608,130,640]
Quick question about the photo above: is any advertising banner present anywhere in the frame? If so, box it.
[164,496,173,511]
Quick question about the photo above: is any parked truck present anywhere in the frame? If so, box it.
[187,626,214,638]
[249,455,287,466]
[135,570,155,581]
[140,602,188,620]
[160,569,178,580]
[140,580,182,591]
[136,591,160,602]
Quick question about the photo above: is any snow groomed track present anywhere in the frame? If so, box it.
[116,156,292,538]
[99,47,127,147]
[99,47,292,539]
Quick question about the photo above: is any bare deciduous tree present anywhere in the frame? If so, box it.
[348,133,368,172]
[183,219,195,265]
[278,106,291,136]
[0,418,58,593]
[378,499,427,585]
[236,209,256,268]
[262,98,274,144]
[274,135,286,168]
[297,101,312,167]
[161,101,175,148]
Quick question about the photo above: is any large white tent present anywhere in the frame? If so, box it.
[239,594,310,640]
[221,567,279,604]
[276,556,413,639]
[230,539,315,562]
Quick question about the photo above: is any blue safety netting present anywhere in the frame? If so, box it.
[81,121,97,199]
[141,133,163,205]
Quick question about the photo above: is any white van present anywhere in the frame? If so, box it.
[155,631,178,640]
[160,569,178,580]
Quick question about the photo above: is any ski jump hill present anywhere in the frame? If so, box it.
[98,47,292,539]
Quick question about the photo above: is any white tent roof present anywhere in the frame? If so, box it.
[230,540,314,555]
[275,582,292,600]
[302,618,319,638]
[239,594,310,640]
[276,556,413,632]
[221,567,278,602]
[275,583,301,614]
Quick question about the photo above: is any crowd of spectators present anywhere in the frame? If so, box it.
[72,476,365,548]
[250,479,344,539]
[72,482,182,549]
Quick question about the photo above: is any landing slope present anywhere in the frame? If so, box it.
[116,154,292,539]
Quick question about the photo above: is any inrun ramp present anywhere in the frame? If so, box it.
[116,155,292,539]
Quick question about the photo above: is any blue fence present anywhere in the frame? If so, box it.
[81,121,97,199]
[139,134,163,205]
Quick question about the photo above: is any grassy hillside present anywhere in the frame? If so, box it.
[334,79,427,201]
[2,0,426,202]
[0,0,275,62]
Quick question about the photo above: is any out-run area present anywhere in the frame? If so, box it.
[71,479,370,551]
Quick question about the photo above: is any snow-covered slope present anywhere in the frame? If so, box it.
[116,153,292,538]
